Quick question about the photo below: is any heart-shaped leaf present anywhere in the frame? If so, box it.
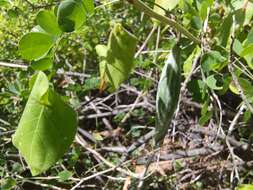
[12,72,77,176]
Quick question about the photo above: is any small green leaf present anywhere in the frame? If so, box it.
[153,0,179,24]
[206,75,222,90]
[31,57,53,71]
[229,78,253,97]
[12,72,77,176]
[57,0,88,32]
[219,13,232,47]
[0,178,16,190]
[183,47,200,77]
[36,10,62,36]
[201,51,227,73]
[155,45,181,143]
[19,32,55,61]
[96,23,137,91]
[58,170,73,181]
[199,0,213,21]
[233,39,243,55]
[7,9,19,18]
[153,0,180,15]
[199,111,212,126]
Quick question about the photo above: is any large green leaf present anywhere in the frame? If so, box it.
[19,32,55,61]
[155,45,181,143]
[12,72,77,176]
[153,0,180,15]
[237,184,253,190]
[57,0,91,32]
[96,23,137,91]
[36,10,62,36]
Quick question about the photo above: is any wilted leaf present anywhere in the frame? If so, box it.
[96,23,137,91]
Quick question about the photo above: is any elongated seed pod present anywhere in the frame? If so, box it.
[155,44,181,143]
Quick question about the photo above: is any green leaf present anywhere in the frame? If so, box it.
[0,178,16,190]
[36,10,62,36]
[199,111,212,126]
[153,0,180,15]
[82,0,94,14]
[245,27,253,46]
[233,39,243,55]
[19,32,55,61]
[183,46,200,77]
[96,23,137,91]
[199,0,214,21]
[219,13,232,47]
[245,2,253,25]
[237,184,253,190]
[153,0,179,24]
[229,78,253,97]
[240,44,253,57]
[235,9,246,26]
[12,72,77,176]
[206,75,222,90]
[155,45,181,143]
[31,57,53,71]
[57,0,88,32]
[58,170,73,181]
[201,51,227,73]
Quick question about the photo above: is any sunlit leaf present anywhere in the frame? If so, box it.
[19,32,55,61]
[12,72,77,176]
[36,10,62,36]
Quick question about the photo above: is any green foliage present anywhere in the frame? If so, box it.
[12,72,77,175]
[1,0,253,188]
[57,0,93,32]
[19,32,55,61]
[36,10,62,36]
[0,178,16,190]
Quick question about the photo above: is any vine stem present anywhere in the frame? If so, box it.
[126,0,201,44]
